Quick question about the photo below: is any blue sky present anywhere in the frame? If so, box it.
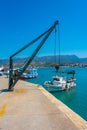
[0,0,87,59]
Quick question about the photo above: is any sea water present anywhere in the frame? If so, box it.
[26,67,87,121]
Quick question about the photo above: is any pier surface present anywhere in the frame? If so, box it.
[0,76,87,130]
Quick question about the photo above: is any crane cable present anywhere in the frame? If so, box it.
[54,23,60,73]
[54,26,57,64]
[58,23,60,66]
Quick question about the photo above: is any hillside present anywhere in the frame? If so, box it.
[33,55,87,63]
[0,55,87,65]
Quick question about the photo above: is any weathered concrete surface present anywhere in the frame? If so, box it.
[0,76,87,130]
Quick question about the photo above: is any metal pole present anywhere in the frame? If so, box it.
[8,57,14,90]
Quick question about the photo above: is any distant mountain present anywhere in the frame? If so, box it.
[0,55,87,65]
[80,57,87,63]
[34,55,87,63]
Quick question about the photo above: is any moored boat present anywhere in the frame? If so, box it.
[44,71,76,92]
[20,68,38,80]
[0,65,5,76]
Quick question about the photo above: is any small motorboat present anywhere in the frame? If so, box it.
[0,66,5,76]
[44,75,66,92]
[44,73,76,92]
[0,66,4,72]
[20,68,38,80]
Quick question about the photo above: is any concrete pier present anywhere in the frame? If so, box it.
[0,76,87,130]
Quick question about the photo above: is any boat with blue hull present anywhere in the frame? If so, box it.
[20,68,38,80]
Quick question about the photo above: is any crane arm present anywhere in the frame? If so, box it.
[8,20,58,90]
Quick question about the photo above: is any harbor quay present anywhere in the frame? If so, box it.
[0,76,87,130]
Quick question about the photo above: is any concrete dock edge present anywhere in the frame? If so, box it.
[38,84,87,130]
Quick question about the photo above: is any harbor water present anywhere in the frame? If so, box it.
[26,67,87,121]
